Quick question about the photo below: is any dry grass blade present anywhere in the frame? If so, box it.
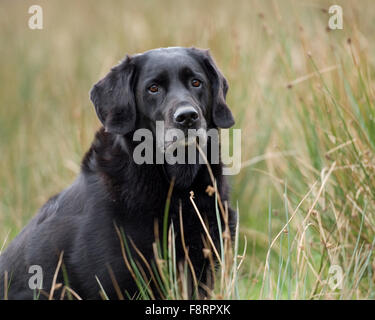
[286,65,339,88]
[49,251,64,300]
[3,271,8,300]
[196,144,226,218]
[189,192,222,266]
[178,203,199,298]
[106,264,125,300]
[63,286,83,300]
[0,231,10,256]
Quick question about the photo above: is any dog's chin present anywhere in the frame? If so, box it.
[164,162,201,189]
[162,137,206,189]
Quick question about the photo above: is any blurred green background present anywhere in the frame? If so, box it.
[1,0,374,299]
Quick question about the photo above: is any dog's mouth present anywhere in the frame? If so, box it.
[164,130,207,152]
[176,135,198,147]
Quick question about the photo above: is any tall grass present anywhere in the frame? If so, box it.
[0,0,374,299]
[109,186,243,300]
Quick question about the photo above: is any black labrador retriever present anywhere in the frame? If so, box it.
[0,47,236,300]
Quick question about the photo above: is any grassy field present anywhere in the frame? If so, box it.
[1,0,375,299]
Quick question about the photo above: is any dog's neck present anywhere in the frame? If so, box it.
[81,128,221,197]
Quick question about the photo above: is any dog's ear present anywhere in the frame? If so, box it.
[90,56,136,135]
[190,48,234,128]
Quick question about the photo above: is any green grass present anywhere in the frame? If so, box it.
[1,0,375,299]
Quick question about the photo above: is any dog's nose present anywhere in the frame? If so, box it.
[173,106,199,128]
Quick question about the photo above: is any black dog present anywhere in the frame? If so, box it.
[0,47,236,299]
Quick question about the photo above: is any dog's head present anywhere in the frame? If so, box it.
[90,47,234,187]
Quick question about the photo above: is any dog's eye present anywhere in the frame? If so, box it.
[191,79,201,87]
[148,84,159,93]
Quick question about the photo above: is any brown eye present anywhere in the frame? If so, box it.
[191,79,201,87]
[148,84,159,93]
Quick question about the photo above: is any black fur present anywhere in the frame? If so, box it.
[0,47,236,300]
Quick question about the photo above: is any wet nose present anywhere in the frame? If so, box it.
[173,106,199,128]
